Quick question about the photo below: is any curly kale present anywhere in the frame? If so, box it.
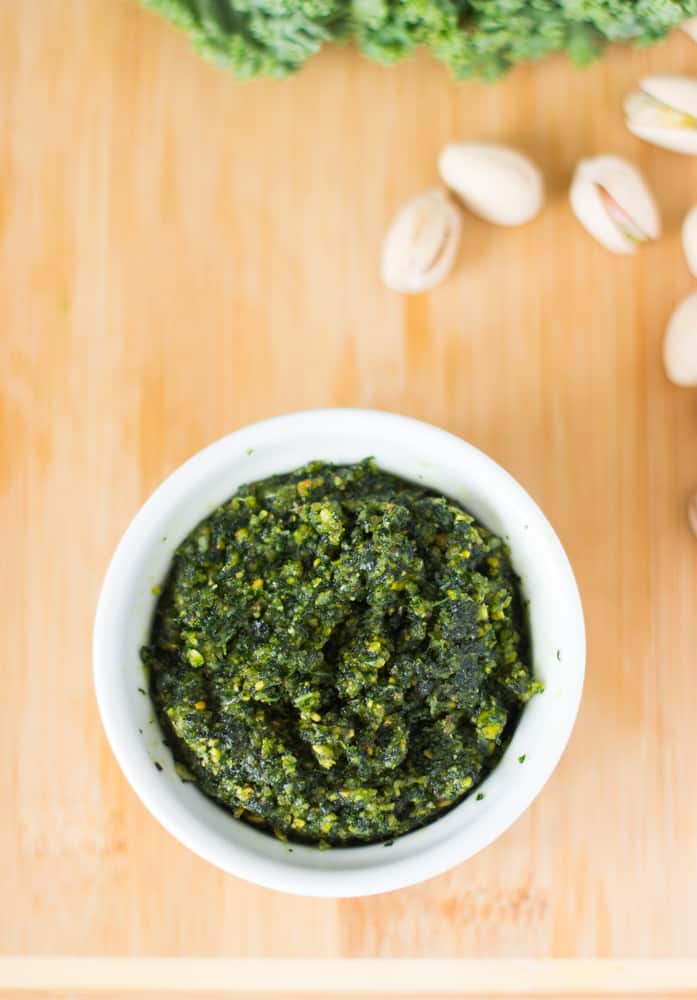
[142,0,349,77]
[350,0,463,64]
[141,0,697,81]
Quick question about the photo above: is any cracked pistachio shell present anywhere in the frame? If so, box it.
[569,155,660,255]
[681,17,697,42]
[682,204,697,277]
[688,490,697,538]
[664,291,697,387]
[380,188,461,294]
[625,75,697,154]
[438,143,544,226]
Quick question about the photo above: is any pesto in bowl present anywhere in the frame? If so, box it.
[142,459,540,847]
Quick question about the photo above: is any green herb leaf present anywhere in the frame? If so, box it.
[141,0,697,81]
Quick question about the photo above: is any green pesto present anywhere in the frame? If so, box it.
[143,460,540,846]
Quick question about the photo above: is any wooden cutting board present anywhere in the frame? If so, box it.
[2,0,697,980]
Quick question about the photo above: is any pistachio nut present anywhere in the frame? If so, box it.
[664,290,697,386]
[681,17,697,42]
[688,490,697,539]
[682,204,697,277]
[380,188,461,294]
[625,75,697,154]
[438,142,544,226]
[569,155,660,255]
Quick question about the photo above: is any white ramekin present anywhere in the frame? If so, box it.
[93,409,585,897]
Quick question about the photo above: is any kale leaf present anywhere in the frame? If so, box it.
[141,0,697,81]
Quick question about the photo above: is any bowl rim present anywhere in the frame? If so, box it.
[93,408,586,897]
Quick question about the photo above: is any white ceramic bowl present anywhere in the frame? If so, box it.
[94,409,585,897]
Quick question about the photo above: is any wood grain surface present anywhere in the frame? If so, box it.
[3,957,697,997]
[2,0,697,964]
